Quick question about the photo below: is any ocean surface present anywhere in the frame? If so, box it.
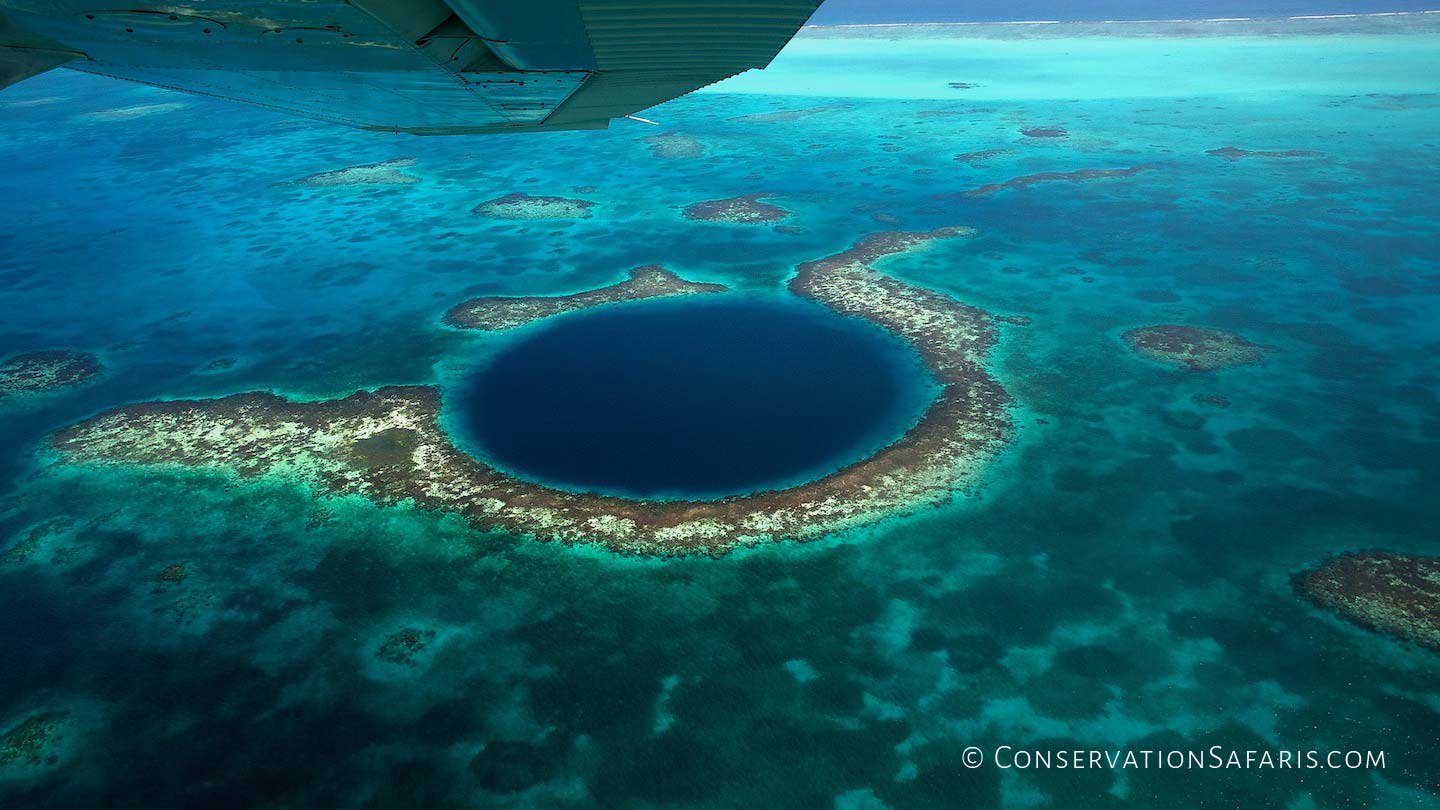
[811,0,1437,24]
[2,11,1439,809]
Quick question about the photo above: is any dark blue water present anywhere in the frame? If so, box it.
[810,0,1432,24]
[457,297,933,499]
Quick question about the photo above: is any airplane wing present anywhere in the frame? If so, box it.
[0,0,821,133]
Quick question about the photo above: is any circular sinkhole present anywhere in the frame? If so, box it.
[452,295,938,500]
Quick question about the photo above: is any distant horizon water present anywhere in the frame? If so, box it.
[809,0,1437,25]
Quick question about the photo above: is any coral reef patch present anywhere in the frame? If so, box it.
[643,133,705,159]
[195,357,238,375]
[2,520,62,565]
[1122,325,1274,371]
[0,711,69,769]
[730,104,847,124]
[294,158,419,187]
[962,166,1152,197]
[955,149,1009,164]
[51,229,1011,555]
[1021,127,1069,138]
[376,628,436,665]
[1207,147,1325,160]
[471,193,594,220]
[0,350,101,398]
[444,266,726,331]
[682,194,791,224]
[470,739,564,794]
[1294,551,1440,651]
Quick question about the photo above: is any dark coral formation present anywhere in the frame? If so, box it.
[376,627,436,665]
[0,711,68,768]
[1207,147,1325,161]
[306,506,334,529]
[682,193,791,224]
[1122,325,1274,371]
[196,357,238,375]
[1294,551,1440,650]
[1,518,71,565]
[470,739,555,793]
[0,350,101,398]
[444,266,727,331]
[963,166,1152,197]
[472,192,595,220]
[51,229,1011,556]
[1021,127,1068,138]
[294,158,419,187]
[157,590,214,625]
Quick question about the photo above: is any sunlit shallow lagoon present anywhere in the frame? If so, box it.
[2,12,1439,809]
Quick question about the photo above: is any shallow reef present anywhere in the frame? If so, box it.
[954,149,1009,164]
[1294,551,1440,651]
[1193,392,1231,408]
[0,518,73,567]
[194,357,239,375]
[642,133,705,159]
[1021,127,1069,138]
[294,158,419,187]
[682,193,791,224]
[729,104,847,124]
[471,192,595,220]
[962,166,1152,197]
[444,266,726,331]
[0,711,69,769]
[376,628,435,665]
[0,350,101,398]
[51,229,1011,556]
[1122,324,1274,371]
[1207,146,1325,160]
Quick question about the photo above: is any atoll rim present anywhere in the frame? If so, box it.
[444,266,726,331]
[51,229,1010,556]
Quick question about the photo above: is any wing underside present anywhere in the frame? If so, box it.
[0,0,821,133]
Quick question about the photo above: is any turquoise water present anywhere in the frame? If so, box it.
[810,1,1438,24]
[2,14,1440,808]
[454,295,935,500]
